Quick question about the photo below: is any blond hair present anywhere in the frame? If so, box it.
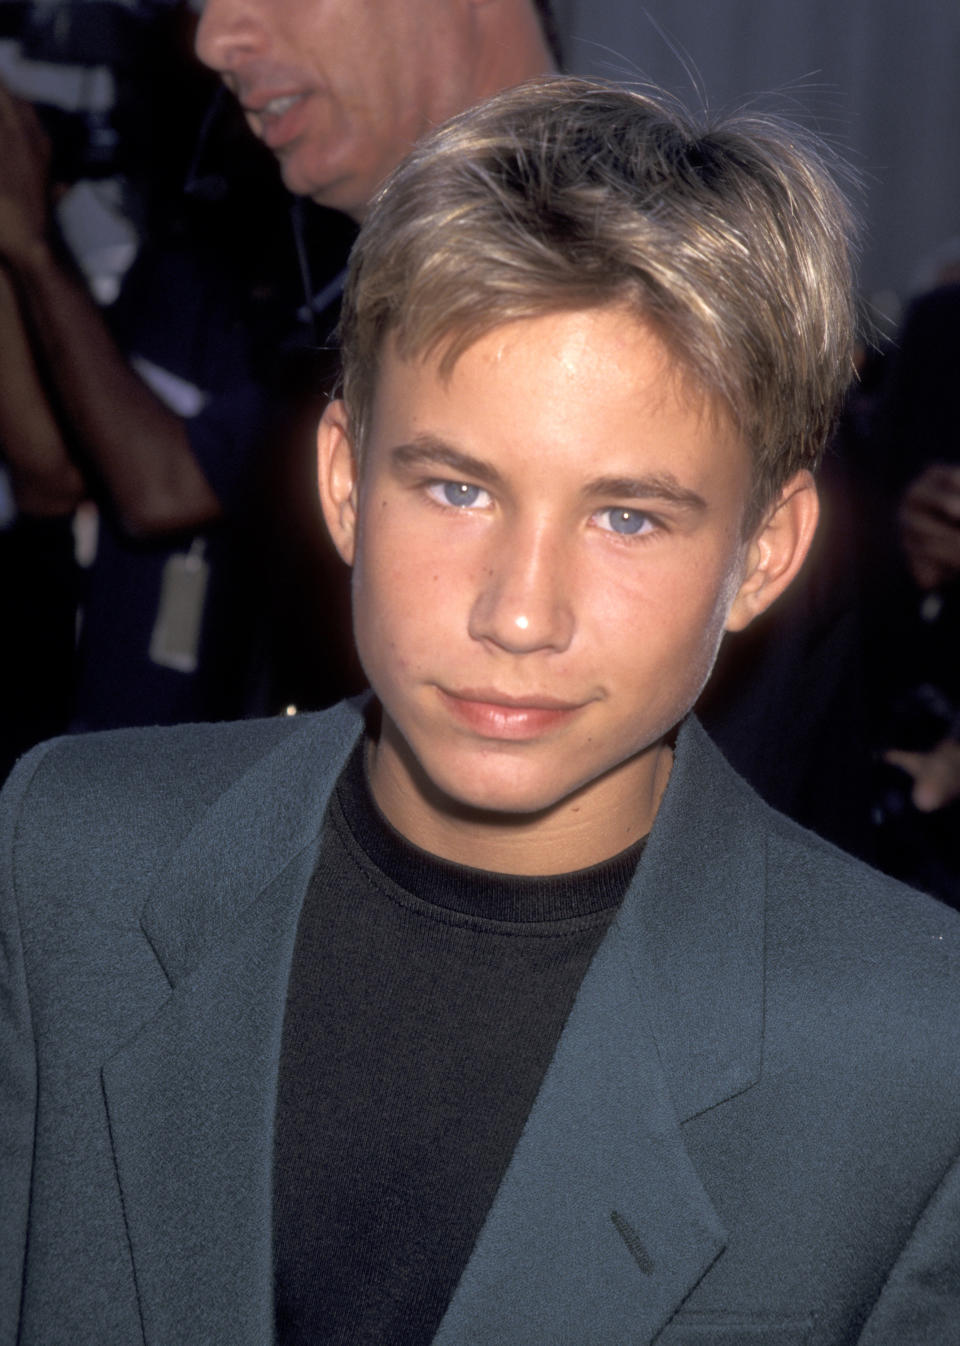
[340,77,858,528]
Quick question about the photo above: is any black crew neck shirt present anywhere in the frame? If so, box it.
[273,740,646,1344]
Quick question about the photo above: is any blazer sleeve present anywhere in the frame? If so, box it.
[857,1149,960,1345]
[0,744,51,1344]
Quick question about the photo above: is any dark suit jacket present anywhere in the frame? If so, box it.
[2,703,960,1345]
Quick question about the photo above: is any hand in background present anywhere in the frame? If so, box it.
[0,78,221,536]
[885,737,960,812]
[898,462,960,591]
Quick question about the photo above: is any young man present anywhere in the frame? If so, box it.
[3,79,960,1346]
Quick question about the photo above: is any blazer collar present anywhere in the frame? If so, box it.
[105,709,765,1346]
[139,697,366,985]
[619,713,766,1124]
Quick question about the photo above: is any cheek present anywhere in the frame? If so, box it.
[590,547,723,623]
[666,553,747,695]
[350,510,465,671]
[589,547,740,680]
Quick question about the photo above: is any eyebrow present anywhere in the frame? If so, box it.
[584,475,708,513]
[389,436,708,513]
[390,436,507,489]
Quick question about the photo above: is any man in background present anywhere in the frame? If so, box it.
[195,0,560,220]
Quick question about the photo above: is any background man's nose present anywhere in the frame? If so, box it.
[195,0,268,73]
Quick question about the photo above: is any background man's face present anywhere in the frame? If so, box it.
[196,0,471,218]
[320,307,768,867]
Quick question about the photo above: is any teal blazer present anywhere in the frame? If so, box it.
[2,703,960,1345]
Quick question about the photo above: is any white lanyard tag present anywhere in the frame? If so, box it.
[148,538,209,673]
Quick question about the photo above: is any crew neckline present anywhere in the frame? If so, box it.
[332,738,647,925]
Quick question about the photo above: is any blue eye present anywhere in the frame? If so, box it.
[428,480,489,508]
[445,482,481,506]
[601,507,651,535]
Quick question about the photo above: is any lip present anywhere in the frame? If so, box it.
[240,88,313,151]
[438,687,586,740]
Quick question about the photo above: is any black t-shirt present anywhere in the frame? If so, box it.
[273,741,646,1344]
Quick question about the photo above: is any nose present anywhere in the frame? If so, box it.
[468,520,575,655]
[195,0,268,74]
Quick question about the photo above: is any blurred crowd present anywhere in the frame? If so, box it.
[0,0,361,760]
[0,0,957,905]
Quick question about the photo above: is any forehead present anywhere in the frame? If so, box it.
[371,310,717,434]
[365,307,750,500]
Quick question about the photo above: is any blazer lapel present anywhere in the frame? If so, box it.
[433,928,728,1346]
[101,702,364,1346]
[617,715,766,1127]
[435,717,767,1345]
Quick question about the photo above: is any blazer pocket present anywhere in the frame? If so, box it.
[654,1311,814,1345]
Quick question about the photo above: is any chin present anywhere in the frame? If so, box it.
[283,145,370,218]
[423,750,589,820]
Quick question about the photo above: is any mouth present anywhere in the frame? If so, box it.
[258,93,303,118]
[241,90,311,150]
[437,687,587,740]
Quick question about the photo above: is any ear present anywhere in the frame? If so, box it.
[725,470,819,632]
[317,399,359,566]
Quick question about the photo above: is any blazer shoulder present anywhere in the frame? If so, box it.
[0,702,363,926]
[757,793,960,1120]
[764,797,960,947]
[688,714,960,953]
[3,700,366,814]
[682,719,960,1056]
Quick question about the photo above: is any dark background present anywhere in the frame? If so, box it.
[555,0,960,317]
